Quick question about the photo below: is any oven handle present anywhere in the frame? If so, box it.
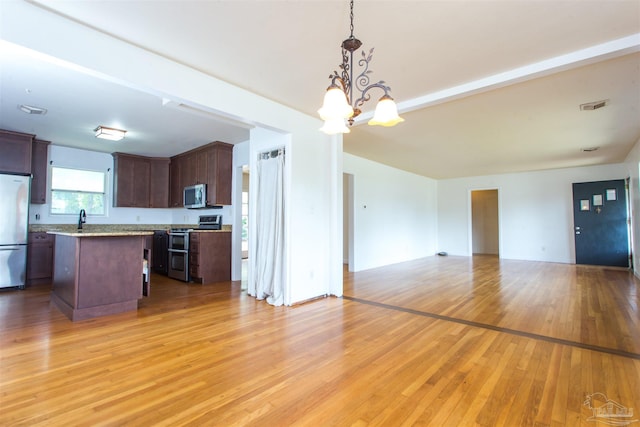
[168,232,188,237]
[168,249,188,254]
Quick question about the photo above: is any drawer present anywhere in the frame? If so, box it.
[28,232,54,243]
[189,233,200,242]
[189,240,199,252]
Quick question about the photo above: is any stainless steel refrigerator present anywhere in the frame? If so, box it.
[0,174,30,289]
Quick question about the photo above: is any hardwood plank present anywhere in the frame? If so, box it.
[0,256,638,426]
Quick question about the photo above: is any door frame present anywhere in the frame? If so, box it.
[468,187,502,257]
[572,178,631,267]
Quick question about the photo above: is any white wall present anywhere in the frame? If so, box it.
[231,141,250,281]
[343,153,438,272]
[624,137,640,275]
[438,163,627,263]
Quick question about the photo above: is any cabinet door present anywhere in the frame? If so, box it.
[152,231,168,274]
[0,130,33,175]
[169,156,183,207]
[27,232,54,284]
[113,154,136,207]
[196,151,208,185]
[206,142,233,206]
[113,153,150,207]
[31,139,50,204]
[180,152,197,189]
[132,158,150,207]
[149,159,170,208]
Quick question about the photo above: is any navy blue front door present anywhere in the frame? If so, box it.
[572,179,629,267]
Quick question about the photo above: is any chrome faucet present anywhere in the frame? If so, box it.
[78,209,86,230]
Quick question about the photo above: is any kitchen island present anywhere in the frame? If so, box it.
[48,231,153,321]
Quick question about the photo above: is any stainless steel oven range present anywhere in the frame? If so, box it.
[167,216,222,282]
[167,228,191,281]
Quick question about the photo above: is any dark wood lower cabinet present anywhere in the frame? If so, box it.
[189,231,231,284]
[27,232,55,286]
[152,231,168,275]
[50,233,148,321]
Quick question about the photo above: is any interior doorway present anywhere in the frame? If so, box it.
[471,189,499,255]
[343,173,354,271]
[241,165,249,287]
[241,165,249,259]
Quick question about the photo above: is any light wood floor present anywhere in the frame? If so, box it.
[1,256,638,426]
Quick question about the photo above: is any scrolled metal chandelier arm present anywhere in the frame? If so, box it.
[351,48,391,114]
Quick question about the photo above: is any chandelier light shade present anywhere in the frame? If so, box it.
[368,95,404,127]
[318,84,354,120]
[94,126,127,141]
[318,0,404,134]
[320,117,351,135]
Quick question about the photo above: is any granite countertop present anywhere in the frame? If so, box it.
[31,224,232,233]
[47,230,155,237]
[31,224,176,233]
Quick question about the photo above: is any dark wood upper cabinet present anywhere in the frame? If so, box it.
[31,139,50,204]
[206,142,233,206]
[113,153,151,208]
[169,156,183,207]
[149,158,170,208]
[0,130,34,175]
[196,151,208,185]
[132,159,150,207]
[170,141,233,207]
[180,152,197,191]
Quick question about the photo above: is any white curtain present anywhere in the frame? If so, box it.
[248,148,286,306]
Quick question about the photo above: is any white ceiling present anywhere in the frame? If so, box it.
[1,0,639,178]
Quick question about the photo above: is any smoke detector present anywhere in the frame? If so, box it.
[18,104,47,115]
[579,99,609,111]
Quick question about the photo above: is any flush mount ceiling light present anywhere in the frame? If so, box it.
[94,126,127,141]
[18,104,47,115]
[318,0,404,135]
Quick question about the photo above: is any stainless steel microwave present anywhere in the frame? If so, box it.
[184,183,206,209]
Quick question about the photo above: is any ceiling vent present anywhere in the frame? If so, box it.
[18,104,47,115]
[579,99,609,111]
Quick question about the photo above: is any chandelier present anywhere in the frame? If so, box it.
[318,0,404,135]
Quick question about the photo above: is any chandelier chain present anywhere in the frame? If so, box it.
[349,0,355,38]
